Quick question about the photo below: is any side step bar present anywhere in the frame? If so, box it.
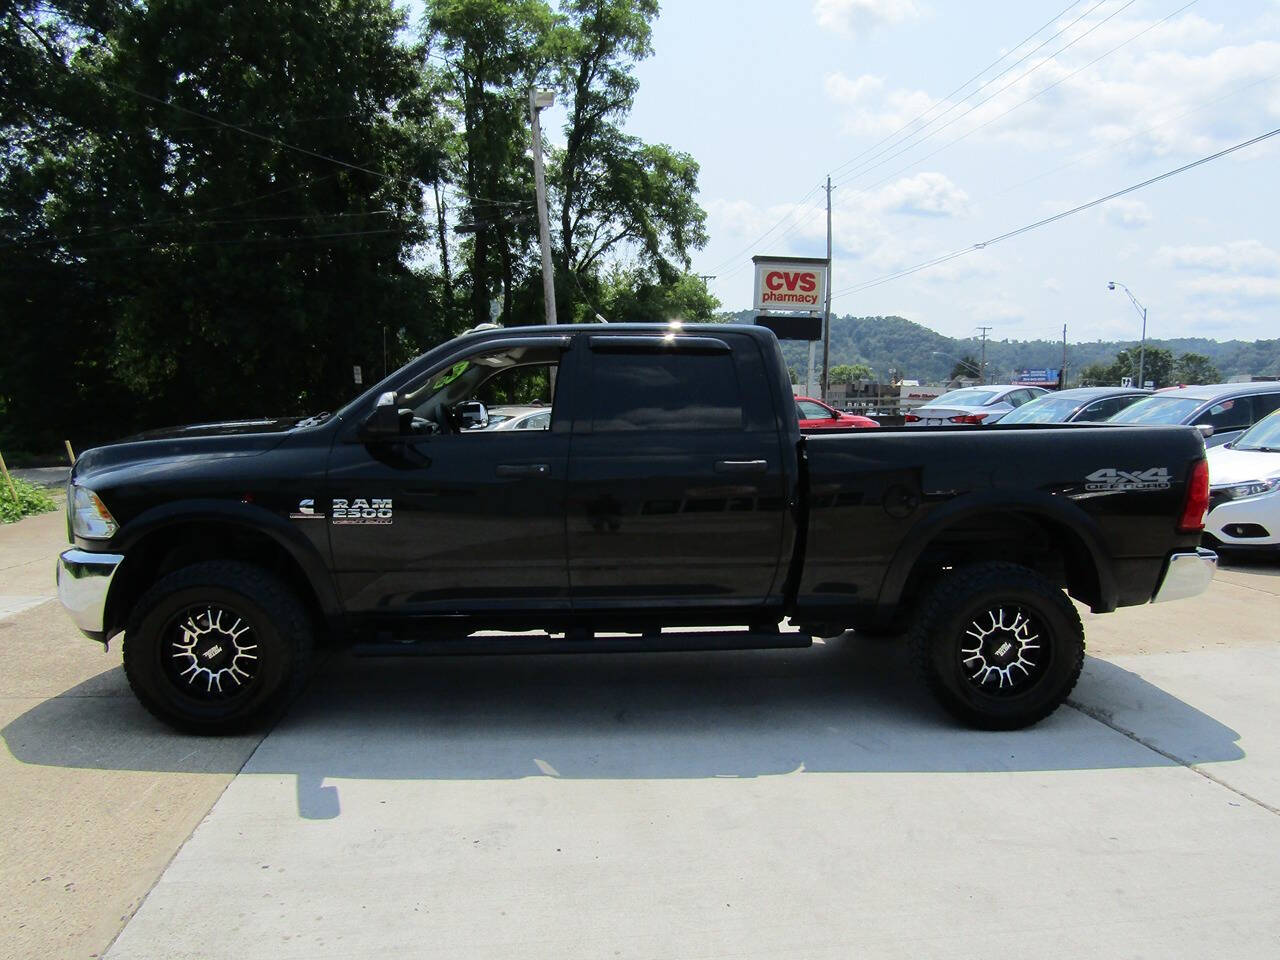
[352,630,813,658]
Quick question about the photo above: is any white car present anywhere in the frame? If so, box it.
[905,385,1049,426]
[1204,409,1280,552]
[482,405,552,431]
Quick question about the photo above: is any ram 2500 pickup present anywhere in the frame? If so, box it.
[57,323,1216,732]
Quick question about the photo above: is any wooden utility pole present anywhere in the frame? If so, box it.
[977,325,992,384]
[821,175,833,401]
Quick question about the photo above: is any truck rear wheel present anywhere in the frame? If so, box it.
[909,562,1084,730]
[122,561,313,734]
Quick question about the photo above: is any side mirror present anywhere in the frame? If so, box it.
[1196,423,1214,439]
[456,401,489,430]
[359,391,403,441]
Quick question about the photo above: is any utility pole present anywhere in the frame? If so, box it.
[529,89,557,325]
[821,175,833,402]
[976,325,992,384]
[1061,323,1067,388]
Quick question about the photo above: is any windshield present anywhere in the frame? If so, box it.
[931,388,998,406]
[1000,396,1079,424]
[1109,395,1204,424]
[1234,410,1280,451]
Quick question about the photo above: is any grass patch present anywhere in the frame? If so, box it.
[1,478,59,523]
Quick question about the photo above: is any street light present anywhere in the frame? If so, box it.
[529,89,557,325]
[1108,281,1148,388]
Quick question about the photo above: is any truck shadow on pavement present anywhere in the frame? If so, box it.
[2,633,1246,819]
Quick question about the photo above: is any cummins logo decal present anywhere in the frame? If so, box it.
[289,498,325,520]
[1084,468,1171,492]
[332,497,393,524]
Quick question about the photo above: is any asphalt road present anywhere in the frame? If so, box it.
[2,509,1278,959]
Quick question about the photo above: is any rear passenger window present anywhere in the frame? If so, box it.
[591,351,745,431]
[1254,392,1280,419]
[1195,397,1254,432]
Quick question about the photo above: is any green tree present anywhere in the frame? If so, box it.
[1105,346,1174,388]
[1173,352,1221,385]
[828,363,874,383]
[951,355,981,380]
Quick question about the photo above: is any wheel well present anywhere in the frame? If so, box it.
[105,522,330,640]
[899,511,1102,612]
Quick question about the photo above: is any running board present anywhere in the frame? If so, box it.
[351,630,813,657]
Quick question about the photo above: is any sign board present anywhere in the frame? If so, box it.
[353,365,363,385]
[752,255,828,313]
[755,314,822,342]
[900,384,945,409]
[1017,368,1061,385]
[1144,380,1154,389]
[1121,376,1133,388]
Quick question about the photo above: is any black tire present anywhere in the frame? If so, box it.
[909,561,1084,730]
[123,561,314,734]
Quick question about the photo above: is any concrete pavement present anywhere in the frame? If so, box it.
[2,502,1278,959]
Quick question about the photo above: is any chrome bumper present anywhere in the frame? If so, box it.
[56,549,124,638]
[1151,548,1217,604]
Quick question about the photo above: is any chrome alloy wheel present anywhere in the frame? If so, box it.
[959,604,1047,696]
[163,605,260,699]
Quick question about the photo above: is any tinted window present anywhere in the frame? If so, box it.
[1075,396,1131,422]
[1253,392,1280,418]
[1007,390,1036,407]
[592,352,744,431]
[1194,396,1254,432]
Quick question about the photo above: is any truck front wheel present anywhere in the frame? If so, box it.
[910,562,1084,730]
[122,561,314,733]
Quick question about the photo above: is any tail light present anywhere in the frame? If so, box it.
[1178,459,1210,533]
[903,413,920,423]
[949,413,989,424]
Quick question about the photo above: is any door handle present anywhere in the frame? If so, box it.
[714,459,767,474]
[496,463,550,478]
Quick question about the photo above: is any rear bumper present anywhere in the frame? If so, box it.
[56,549,124,640]
[1151,548,1217,604]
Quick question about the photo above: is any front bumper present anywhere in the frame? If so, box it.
[56,549,124,640]
[1151,548,1217,604]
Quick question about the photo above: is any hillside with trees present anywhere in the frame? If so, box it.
[720,311,1280,386]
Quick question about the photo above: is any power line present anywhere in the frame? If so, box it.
[702,182,825,276]
[827,0,1102,185]
[829,123,1280,301]
[840,0,1201,199]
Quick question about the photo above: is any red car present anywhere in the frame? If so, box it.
[795,396,879,430]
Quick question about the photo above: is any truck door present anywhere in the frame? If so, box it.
[326,335,575,617]
[566,333,788,613]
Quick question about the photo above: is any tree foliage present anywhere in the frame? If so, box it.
[0,0,712,451]
[829,363,874,383]
[1173,352,1221,385]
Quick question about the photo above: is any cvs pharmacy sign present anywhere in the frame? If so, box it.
[752,255,828,312]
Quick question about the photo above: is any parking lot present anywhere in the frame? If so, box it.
[3,508,1279,960]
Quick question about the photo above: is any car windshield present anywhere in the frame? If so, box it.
[1000,396,1079,424]
[1108,395,1204,424]
[931,388,998,406]
[1233,410,1280,451]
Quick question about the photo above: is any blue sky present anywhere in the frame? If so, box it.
[610,0,1280,342]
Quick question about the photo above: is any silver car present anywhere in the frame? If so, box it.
[905,385,1049,426]
[482,405,552,431]
[998,386,1148,424]
[1108,381,1280,448]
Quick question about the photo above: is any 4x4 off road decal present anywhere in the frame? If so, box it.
[332,497,393,524]
[1084,468,1171,492]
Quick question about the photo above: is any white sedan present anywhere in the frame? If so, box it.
[905,385,1049,426]
[1204,409,1280,552]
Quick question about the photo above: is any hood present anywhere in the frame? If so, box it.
[121,416,304,443]
[1206,445,1280,486]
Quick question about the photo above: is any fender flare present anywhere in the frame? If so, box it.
[877,489,1119,613]
[108,499,343,626]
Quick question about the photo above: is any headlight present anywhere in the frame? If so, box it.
[70,485,118,539]
[1212,478,1280,502]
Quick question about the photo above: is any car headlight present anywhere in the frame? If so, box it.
[70,485,118,539]
[1212,478,1280,502]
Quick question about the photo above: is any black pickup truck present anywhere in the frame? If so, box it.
[57,323,1216,732]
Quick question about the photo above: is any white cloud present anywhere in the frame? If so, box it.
[1184,275,1280,302]
[1156,240,1280,275]
[813,0,919,37]
[1103,198,1152,229]
[870,171,970,217]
